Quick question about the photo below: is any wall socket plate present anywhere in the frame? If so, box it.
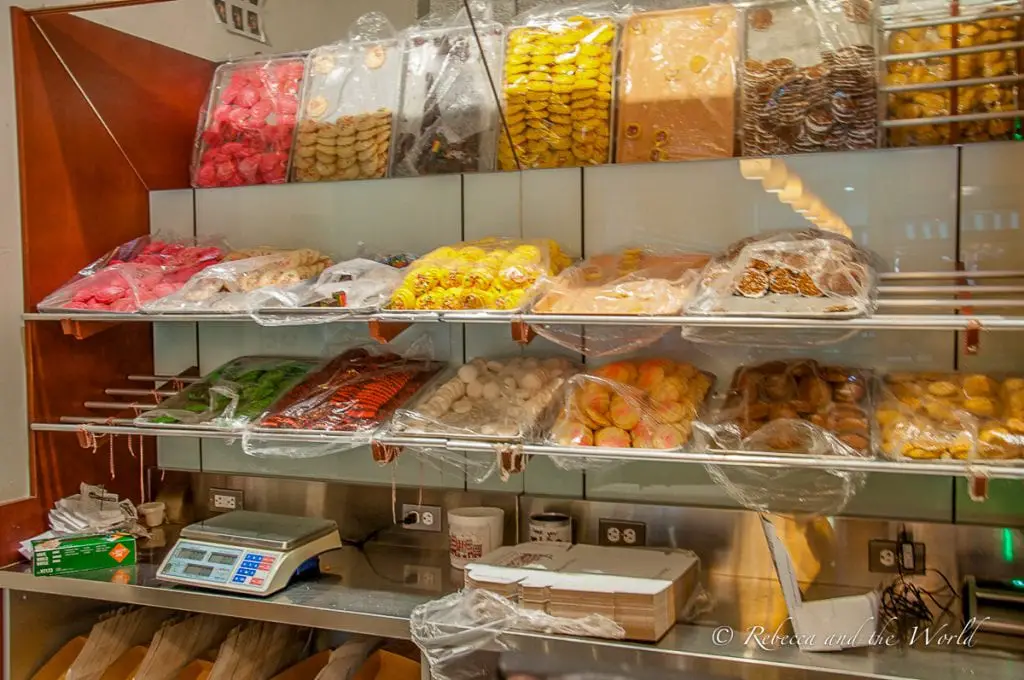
[869,538,926,574]
[598,519,647,547]
[401,504,443,532]
[403,564,443,592]
[209,488,244,513]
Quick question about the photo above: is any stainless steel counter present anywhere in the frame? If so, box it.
[2,543,1022,680]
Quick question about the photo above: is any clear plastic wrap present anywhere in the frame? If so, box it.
[686,229,878,318]
[192,54,306,187]
[390,355,580,441]
[38,236,226,313]
[547,358,714,470]
[248,258,407,325]
[885,0,1020,146]
[385,238,572,312]
[741,0,877,156]
[695,359,871,516]
[529,248,709,356]
[498,4,620,170]
[241,347,442,458]
[292,13,400,182]
[616,5,739,163]
[875,372,1024,461]
[144,247,333,313]
[391,5,504,176]
[135,356,320,430]
[411,589,623,680]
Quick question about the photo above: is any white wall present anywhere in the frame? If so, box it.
[0,0,419,503]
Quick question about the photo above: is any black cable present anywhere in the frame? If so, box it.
[461,0,521,172]
[877,565,959,646]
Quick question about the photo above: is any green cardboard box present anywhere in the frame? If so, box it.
[32,533,137,576]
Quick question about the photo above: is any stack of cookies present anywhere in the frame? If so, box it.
[741,45,877,156]
[292,109,392,182]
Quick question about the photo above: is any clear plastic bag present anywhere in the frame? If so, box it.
[411,589,624,680]
[686,229,878,319]
[385,238,572,312]
[144,248,333,313]
[38,236,226,313]
[248,258,407,325]
[616,5,740,163]
[292,13,400,182]
[391,4,504,176]
[529,247,709,356]
[192,54,306,187]
[498,3,621,170]
[390,355,580,441]
[741,0,877,156]
[695,359,872,516]
[135,356,320,430]
[241,347,442,458]
[547,359,714,470]
[885,0,1020,146]
[875,372,1024,462]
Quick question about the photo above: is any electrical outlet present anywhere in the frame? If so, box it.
[403,564,443,592]
[401,504,443,532]
[599,519,647,547]
[869,539,925,574]
[209,488,243,513]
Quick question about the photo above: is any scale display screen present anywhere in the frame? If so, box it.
[177,547,207,561]
[209,552,237,565]
[184,563,214,577]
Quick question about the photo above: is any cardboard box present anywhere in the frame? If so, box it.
[464,543,701,642]
[32,532,137,576]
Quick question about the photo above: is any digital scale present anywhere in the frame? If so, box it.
[157,511,342,596]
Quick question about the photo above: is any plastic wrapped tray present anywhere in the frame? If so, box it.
[135,356,320,430]
[384,238,572,315]
[292,17,401,182]
[547,358,714,451]
[390,355,580,442]
[192,54,306,187]
[616,6,740,163]
[498,11,619,170]
[699,359,873,456]
[391,22,505,176]
[876,372,1024,461]
[885,1,1020,146]
[253,348,442,433]
[740,1,877,156]
[686,230,877,318]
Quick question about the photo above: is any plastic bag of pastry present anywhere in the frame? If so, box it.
[529,247,709,356]
[384,237,573,313]
[411,589,623,680]
[248,258,407,326]
[875,372,1024,462]
[292,13,400,183]
[884,0,1020,147]
[685,229,878,320]
[498,2,623,170]
[616,5,740,163]
[389,355,580,441]
[693,358,871,514]
[144,248,333,313]
[546,357,714,471]
[38,235,227,313]
[241,346,443,459]
[741,0,877,156]
[391,1,504,176]
[369,436,510,486]
[135,356,320,430]
[192,54,306,187]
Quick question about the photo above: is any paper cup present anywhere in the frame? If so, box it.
[448,507,504,569]
[138,501,166,528]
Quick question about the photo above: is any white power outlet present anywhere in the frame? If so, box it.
[401,504,443,532]
[209,488,243,513]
